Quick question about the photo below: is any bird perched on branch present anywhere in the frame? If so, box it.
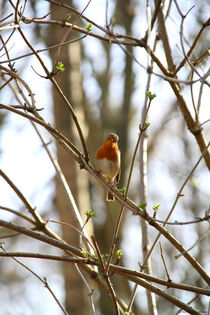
[95,133,121,201]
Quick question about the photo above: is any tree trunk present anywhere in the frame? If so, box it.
[48,2,91,314]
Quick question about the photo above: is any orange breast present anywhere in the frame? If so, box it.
[96,141,119,162]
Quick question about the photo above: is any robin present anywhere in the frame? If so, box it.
[95,133,121,201]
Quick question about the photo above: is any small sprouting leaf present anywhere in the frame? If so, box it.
[81,250,91,258]
[116,249,122,259]
[66,13,71,21]
[139,122,150,131]
[84,210,96,219]
[146,91,156,100]
[139,201,147,210]
[152,204,160,213]
[102,253,109,261]
[86,23,92,32]
[119,187,126,194]
[94,257,100,266]
[56,61,65,72]
[144,121,150,129]
[81,250,101,265]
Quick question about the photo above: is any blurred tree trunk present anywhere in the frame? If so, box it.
[47,2,91,314]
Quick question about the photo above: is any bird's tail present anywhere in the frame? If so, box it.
[106,190,115,201]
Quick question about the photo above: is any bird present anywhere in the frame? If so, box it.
[95,133,121,201]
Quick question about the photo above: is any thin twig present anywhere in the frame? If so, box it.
[159,242,171,282]
[175,16,210,73]
[48,219,94,253]
[175,229,210,259]
[117,269,201,314]
[155,214,210,225]
[0,219,82,256]
[177,3,209,86]
[74,263,96,315]
[0,206,35,224]
[0,34,88,64]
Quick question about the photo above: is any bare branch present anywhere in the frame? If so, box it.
[0,251,209,297]
[0,219,82,256]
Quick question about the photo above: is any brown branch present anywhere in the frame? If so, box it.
[0,76,13,89]
[0,32,16,71]
[193,48,209,68]
[0,65,36,110]
[150,0,210,169]
[155,214,210,225]
[15,17,200,85]
[0,18,204,85]
[0,252,91,264]
[170,83,210,169]
[150,0,163,33]
[48,219,93,253]
[0,251,209,297]
[175,17,210,73]
[152,5,210,169]
[0,24,19,31]
[159,242,171,282]
[111,265,210,296]
[0,219,82,257]
[154,0,175,72]
[20,17,144,47]
[0,13,13,25]
[0,35,87,65]
[116,271,202,315]
[178,5,208,86]
[175,230,210,259]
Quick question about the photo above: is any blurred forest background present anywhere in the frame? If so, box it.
[0,0,209,314]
